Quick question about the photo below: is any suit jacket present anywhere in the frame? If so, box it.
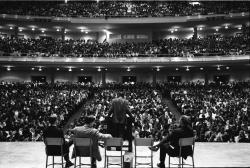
[72,125,111,161]
[108,97,131,124]
[160,126,194,157]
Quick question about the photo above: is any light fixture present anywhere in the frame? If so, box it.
[171,30,174,33]
[31,67,34,70]
[216,28,219,32]
[174,28,178,32]
[225,25,228,29]
[85,31,88,34]
[68,67,72,72]
[156,67,160,71]
[56,28,60,32]
[217,66,221,71]
[186,67,190,71]
[64,30,67,34]
[127,67,131,72]
[56,68,60,71]
[7,67,11,71]
[32,27,35,31]
[41,30,45,33]
[200,67,204,70]
[105,68,108,71]
[238,27,242,30]
[176,68,179,71]
[226,66,230,70]
[80,68,84,71]
[81,29,84,33]
[97,67,101,72]
[199,27,203,30]
[19,29,22,32]
[10,27,13,30]
[38,67,42,71]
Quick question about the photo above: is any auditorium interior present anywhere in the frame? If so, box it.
[0,0,249,168]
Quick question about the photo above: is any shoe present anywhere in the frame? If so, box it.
[65,161,74,168]
[91,163,97,168]
[157,163,166,168]
[148,146,159,152]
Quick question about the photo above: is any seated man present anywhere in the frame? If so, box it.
[43,114,74,168]
[70,115,112,168]
[149,115,194,168]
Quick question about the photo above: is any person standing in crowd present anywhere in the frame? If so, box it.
[107,92,133,152]
[149,115,194,168]
[70,115,112,168]
[43,114,74,168]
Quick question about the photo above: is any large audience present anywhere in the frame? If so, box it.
[0,1,248,18]
[0,82,249,143]
[0,35,249,57]
[164,81,250,142]
[0,82,90,141]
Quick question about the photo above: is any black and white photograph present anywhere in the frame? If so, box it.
[0,0,249,168]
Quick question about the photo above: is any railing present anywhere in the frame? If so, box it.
[0,55,249,63]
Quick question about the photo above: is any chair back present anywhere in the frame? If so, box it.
[134,138,154,146]
[179,137,194,147]
[44,138,64,156]
[73,138,92,157]
[105,138,123,147]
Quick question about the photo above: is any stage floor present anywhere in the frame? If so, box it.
[0,142,249,168]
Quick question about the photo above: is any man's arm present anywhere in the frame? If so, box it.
[95,130,112,140]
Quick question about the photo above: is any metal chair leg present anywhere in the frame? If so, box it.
[45,156,48,168]
[182,157,184,168]
[79,157,81,168]
[74,157,76,168]
[61,155,63,168]
[168,156,170,168]
[52,156,54,168]
[192,155,195,168]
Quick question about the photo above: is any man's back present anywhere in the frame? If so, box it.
[43,126,64,139]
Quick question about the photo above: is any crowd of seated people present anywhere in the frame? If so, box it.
[69,83,175,142]
[0,82,90,141]
[162,81,250,143]
[0,35,249,57]
[0,1,248,18]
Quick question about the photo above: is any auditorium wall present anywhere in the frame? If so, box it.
[0,69,249,83]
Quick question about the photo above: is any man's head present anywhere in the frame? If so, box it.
[179,115,191,128]
[84,115,96,126]
[49,114,58,125]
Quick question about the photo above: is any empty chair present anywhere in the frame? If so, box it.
[169,137,195,168]
[134,138,154,168]
[104,138,124,168]
[72,138,92,168]
[44,138,64,168]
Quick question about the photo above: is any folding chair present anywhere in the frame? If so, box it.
[73,138,92,168]
[44,138,64,168]
[104,138,124,168]
[169,137,195,168]
[134,138,154,168]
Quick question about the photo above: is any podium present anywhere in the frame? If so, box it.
[123,152,133,168]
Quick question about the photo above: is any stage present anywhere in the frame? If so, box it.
[0,142,249,168]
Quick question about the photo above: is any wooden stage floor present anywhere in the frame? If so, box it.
[0,142,249,168]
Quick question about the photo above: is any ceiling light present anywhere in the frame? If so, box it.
[127,67,131,72]
[105,68,108,71]
[31,67,34,70]
[156,67,160,71]
[10,27,13,30]
[217,66,220,71]
[216,28,219,32]
[85,31,88,34]
[238,27,242,30]
[199,27,203,30]
[56,68,60,71]
[176,68,179,71]
[174,28,178,32]
[32,28,35,31]
[56,28,60,32]
[41,30,45,33]
[7,67,11,71]
[171,30,174,33]
[81,29,84,32]
[226,66,230,70]
[80,68,84,71]
[19,29,22,32]
[225,25,228,29]
[186,67,190,71]
[97,67,101,72]
[38,67,42,71]
[68,67,72,72]
[200,67,203,70]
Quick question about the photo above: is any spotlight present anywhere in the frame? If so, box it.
[38,67,42,71]
[80,68,84,71]
[32,28,35,31]
[226,66,230,70]
[127,67,131,72]
[31,67,34,70]
[7,67,11,71]
[156,67,160,71]
[217,66,220,71]
[68,67,72,72]
[10,27,13,30]
[238,27,242,30]
[41,30,45,33]
[56,68,60,71]
[176,68,179,71]
[200,67,203,70]
[186,67,190,71]
[56,28,60,32]
[97,67,101,72]
[225,25,228,29]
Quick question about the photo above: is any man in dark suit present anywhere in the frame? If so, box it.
[107,92,133,152]
[149,115,194,168]
[70,115,112,168]
[43,114,74,168]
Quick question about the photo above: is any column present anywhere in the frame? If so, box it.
[61,27,65,41]
[152,71,156,87]
[50,68,55,84]
[13,26,18,38]
[193,27,197,39]
[101,71,106,86]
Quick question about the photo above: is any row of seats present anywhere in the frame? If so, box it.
[45,137,195,168]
